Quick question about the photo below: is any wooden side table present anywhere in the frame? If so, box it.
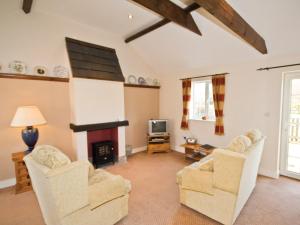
[11,151,32,194]
[181,143,214,161]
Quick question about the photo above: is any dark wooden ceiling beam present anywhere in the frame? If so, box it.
[22,0,33,14]
[130,0,201,37]
[194,0,267,54]
[125,19,169,43]
[125,3,201,43]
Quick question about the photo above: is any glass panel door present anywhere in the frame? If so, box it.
[281,71,300,179]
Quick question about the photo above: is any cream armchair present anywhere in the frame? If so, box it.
[177,130,265,225]
[24,145,131,225]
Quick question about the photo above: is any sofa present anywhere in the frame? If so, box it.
[24,145,131,225]
[176,130,265,225]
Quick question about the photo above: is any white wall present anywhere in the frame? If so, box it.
[159,54,300,178]
[70,78,127,159]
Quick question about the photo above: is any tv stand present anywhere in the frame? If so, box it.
[147,134,170,154]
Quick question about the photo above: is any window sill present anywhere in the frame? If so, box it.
[189,119,215,123]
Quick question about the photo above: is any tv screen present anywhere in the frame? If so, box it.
[152,121,167,133]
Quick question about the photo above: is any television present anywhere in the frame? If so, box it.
[148,119,168,136]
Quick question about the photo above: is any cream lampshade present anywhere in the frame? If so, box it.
[11,106,47,127]
[11,106,47,151]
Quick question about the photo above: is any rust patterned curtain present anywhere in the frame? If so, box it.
[212,75,226,135]
[181,79,192,130]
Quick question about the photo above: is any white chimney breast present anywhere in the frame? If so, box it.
[69,77,126,161]
[70,78,125,125]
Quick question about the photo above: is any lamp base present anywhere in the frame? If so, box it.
[22,126,39,152]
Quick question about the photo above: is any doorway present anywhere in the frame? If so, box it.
[281,71,300,179]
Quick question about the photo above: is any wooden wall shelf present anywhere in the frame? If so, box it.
[0,73,69,82]
[124,83,160,89]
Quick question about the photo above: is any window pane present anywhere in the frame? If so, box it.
[189,80,215,121]
[192,82,206,119]
[288,79,300,173]
[207,83,215,120]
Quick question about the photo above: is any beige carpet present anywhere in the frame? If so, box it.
[1,151,300,225]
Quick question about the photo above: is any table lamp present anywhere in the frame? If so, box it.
[11,106,47,152]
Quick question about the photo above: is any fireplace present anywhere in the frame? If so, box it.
[86,127,119,167]
[92,141,115,167]
[67,38,128,163]
[70,121,129,163]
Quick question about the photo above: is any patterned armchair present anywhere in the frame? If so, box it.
[24,145,131,225]
[177,130,265,225]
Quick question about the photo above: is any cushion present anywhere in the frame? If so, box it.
[176,155,214,185]
[212,148,246,194]
[227,135,252,153]
[89,169,112,185]
[88,170,131,209]
[181,167,214,195]
[245,129,262,143]
[31,145,71,169]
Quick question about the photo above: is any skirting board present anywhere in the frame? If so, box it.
[132,146,147,154]
[0,178,16,189]
[173,145,184,153]
[258,168,279,179]
[172,145,279,179]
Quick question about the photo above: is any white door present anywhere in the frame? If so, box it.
[281,71,300,179]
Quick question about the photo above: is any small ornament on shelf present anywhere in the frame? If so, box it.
[9,60,27,74]
[34,66,48,76]
[152,79,160,86]
[138,76,146,85]
[127,75,137,84]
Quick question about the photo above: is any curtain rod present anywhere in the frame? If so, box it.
[179,72,229,80]
[257,63,300,71]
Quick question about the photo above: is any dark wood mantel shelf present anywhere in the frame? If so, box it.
[70,120,129,132]
[0,73,69,82]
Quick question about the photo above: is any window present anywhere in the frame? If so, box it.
[189,79,215,121]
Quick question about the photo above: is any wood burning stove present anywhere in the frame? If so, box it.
[92,141,115,168]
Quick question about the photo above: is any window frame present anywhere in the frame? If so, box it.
[189,79,216,122]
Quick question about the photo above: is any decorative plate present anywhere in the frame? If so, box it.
[146,77,153,85]
[128,75,137,84]
[152,79,160,86]
[34,66,47,76]
[9,60,27,74]
[138,76,146,85]
[53,65,69,77]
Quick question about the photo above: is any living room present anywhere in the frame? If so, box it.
[0,0,300,225]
